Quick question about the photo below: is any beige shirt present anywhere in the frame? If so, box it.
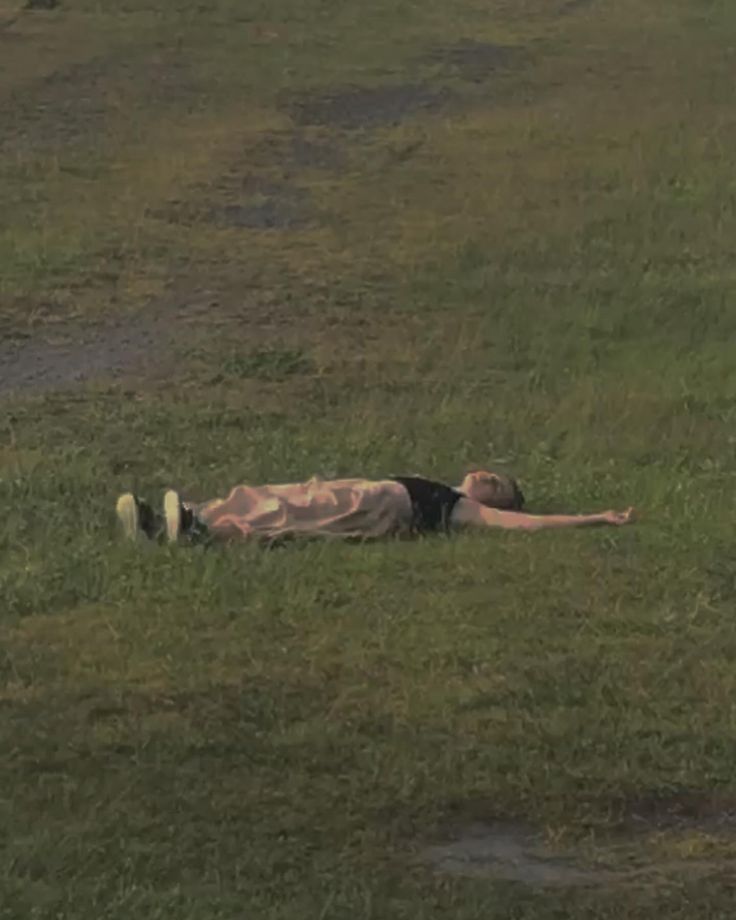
[192,477,414,542]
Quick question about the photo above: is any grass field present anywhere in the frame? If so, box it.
[2,0,736,916]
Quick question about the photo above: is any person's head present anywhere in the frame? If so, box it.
[458,470,525,510]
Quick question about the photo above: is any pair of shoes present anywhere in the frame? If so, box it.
[115,490,205,543]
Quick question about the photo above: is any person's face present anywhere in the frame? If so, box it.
[461,471,522,509]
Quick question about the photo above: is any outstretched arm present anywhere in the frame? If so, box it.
[450,498,635,532]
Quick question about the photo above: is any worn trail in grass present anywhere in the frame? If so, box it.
[2,0,736,917]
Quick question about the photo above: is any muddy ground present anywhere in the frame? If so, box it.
[425,794,736,888]
[0,21,532,398]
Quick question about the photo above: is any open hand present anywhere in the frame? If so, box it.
[602,507,636,526]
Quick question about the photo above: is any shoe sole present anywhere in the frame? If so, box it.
[116,493,141,541]
[163,489,182,543]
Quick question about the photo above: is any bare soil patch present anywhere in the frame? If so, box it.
[425,821,610,887]
[284,39,531,133]
[425,795,736,889]
[0,58,112,153]
[210,200,310,231]
[0,53,200,155]
[208,175,314,231]
[287,132,345,171]
[247,129,346,175]
[0,292,226,396]
[0,315,170,395]
[424,40,523,83]
[560,0,596,13]
[286,83,454,130]
[152,175,315,232]
[614,791,736,835]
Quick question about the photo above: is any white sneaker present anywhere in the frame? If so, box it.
[163,489,183,543]
[115,493,159,541]
[116,493,140,540]
[163,489,209,543]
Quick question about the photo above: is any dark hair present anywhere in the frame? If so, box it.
[509,479,525,511]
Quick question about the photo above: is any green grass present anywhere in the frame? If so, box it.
[2,0,736,916]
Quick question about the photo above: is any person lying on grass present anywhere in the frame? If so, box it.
[115,470,636,544]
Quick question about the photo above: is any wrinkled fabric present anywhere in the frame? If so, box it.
[191,477,414,542]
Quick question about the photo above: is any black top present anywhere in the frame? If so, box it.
[391,476,465,535]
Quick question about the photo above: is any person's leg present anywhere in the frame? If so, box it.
[181,485,263,541]
[159,485,261,543]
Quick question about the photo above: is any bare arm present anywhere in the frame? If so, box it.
[450,498,636,532]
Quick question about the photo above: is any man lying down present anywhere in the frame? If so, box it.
[115,470,636,544]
